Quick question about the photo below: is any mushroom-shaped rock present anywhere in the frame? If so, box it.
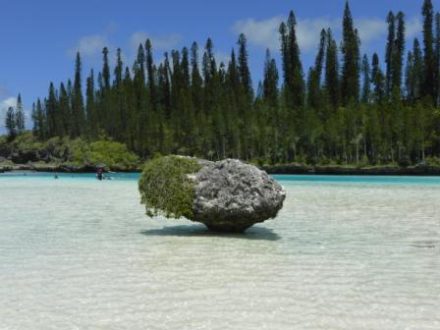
[139,156,286,233]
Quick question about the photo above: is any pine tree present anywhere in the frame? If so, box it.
[227,49,240,94]
[181,47,191,89]
[392,12,405,97]
[133,43,148,154]
[237,34,253,98]
[283,11,305,109]
[58,83,70,136]
[114,48,123,88]
[372,53,385,103]
[71,52,85,137]
[15,94,25,133]
[405,51,415,101]
[341,1,360,105]
[5,107,16,139]
[113,50,127,141]
[361,54,371,103]
[263,49,279,108]
[32,99,46,140]
[86,69,97,136]
[102,47,111,91]
[422,0,436,102]
[161,54,172,116]
[190,42,203,113]
[315,29,326,83]
[202,38,216,83]
[325,28,340,108]
[434,12,440,105]
[145,39,157,110]
[406,39,424,102]
[279,21,289,89]
[31,102,38,136]
[46,82,58,137]
[308,29,326,109]
[385,11,396,97]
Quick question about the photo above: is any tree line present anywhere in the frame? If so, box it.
[4,94,25,140]
[9,0,440,165]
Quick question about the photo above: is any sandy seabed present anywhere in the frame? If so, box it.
[0,174,439,329]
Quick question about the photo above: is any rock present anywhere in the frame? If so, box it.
[139,156,286,233]
[192,159,286,232]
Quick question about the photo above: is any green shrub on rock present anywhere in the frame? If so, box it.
[139,156,201,219]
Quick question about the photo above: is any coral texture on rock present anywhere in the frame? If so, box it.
[192,159,286,232]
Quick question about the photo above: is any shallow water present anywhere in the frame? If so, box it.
[0,174,439,329]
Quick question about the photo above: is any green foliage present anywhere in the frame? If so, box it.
[138,156,201,219]
[5,107,16,139]
[0,132,138,170]
[426,156,440,166]
[70,139,139,169]
[21,1,440,166]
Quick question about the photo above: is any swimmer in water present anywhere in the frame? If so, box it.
[96,168,104,181]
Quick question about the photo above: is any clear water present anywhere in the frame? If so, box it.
[0,173,439,329]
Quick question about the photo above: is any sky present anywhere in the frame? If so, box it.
[0,0,437,133]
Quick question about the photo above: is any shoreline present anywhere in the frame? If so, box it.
[2,162,440,176]
[262,164,440,176]
[0,163,140,174]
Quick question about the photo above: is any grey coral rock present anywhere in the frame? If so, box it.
[191,159,286,232]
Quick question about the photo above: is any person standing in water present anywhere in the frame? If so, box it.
[96,168,104,181]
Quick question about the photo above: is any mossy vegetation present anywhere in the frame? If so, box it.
[138,156,201,219]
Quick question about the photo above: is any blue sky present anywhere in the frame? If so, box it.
[0,0,436,132]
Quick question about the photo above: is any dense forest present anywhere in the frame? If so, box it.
[4,0,440,166]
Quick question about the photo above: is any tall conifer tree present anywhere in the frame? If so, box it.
[392,12,405,97]
[341,2,360,105]
[325,29,340,109]
[361,55,371,103]
[385,11,396,97]
[237,34,253,98]
[71,52,85,137]
[15,94,25,133]
[422,0,436,101]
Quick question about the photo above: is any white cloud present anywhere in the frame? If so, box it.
[296,18,338,52]
[130,32,182,51]
[232,16,283,51]
[232,16,339,53]
[69,34,109,58]
[233,15,422,54]
[356,18,387,44]
[406,17,422,39]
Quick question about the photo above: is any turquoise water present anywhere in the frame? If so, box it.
[0,173,439,329]
[3,171,440,185]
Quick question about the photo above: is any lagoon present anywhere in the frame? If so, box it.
[0,174,439,329]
